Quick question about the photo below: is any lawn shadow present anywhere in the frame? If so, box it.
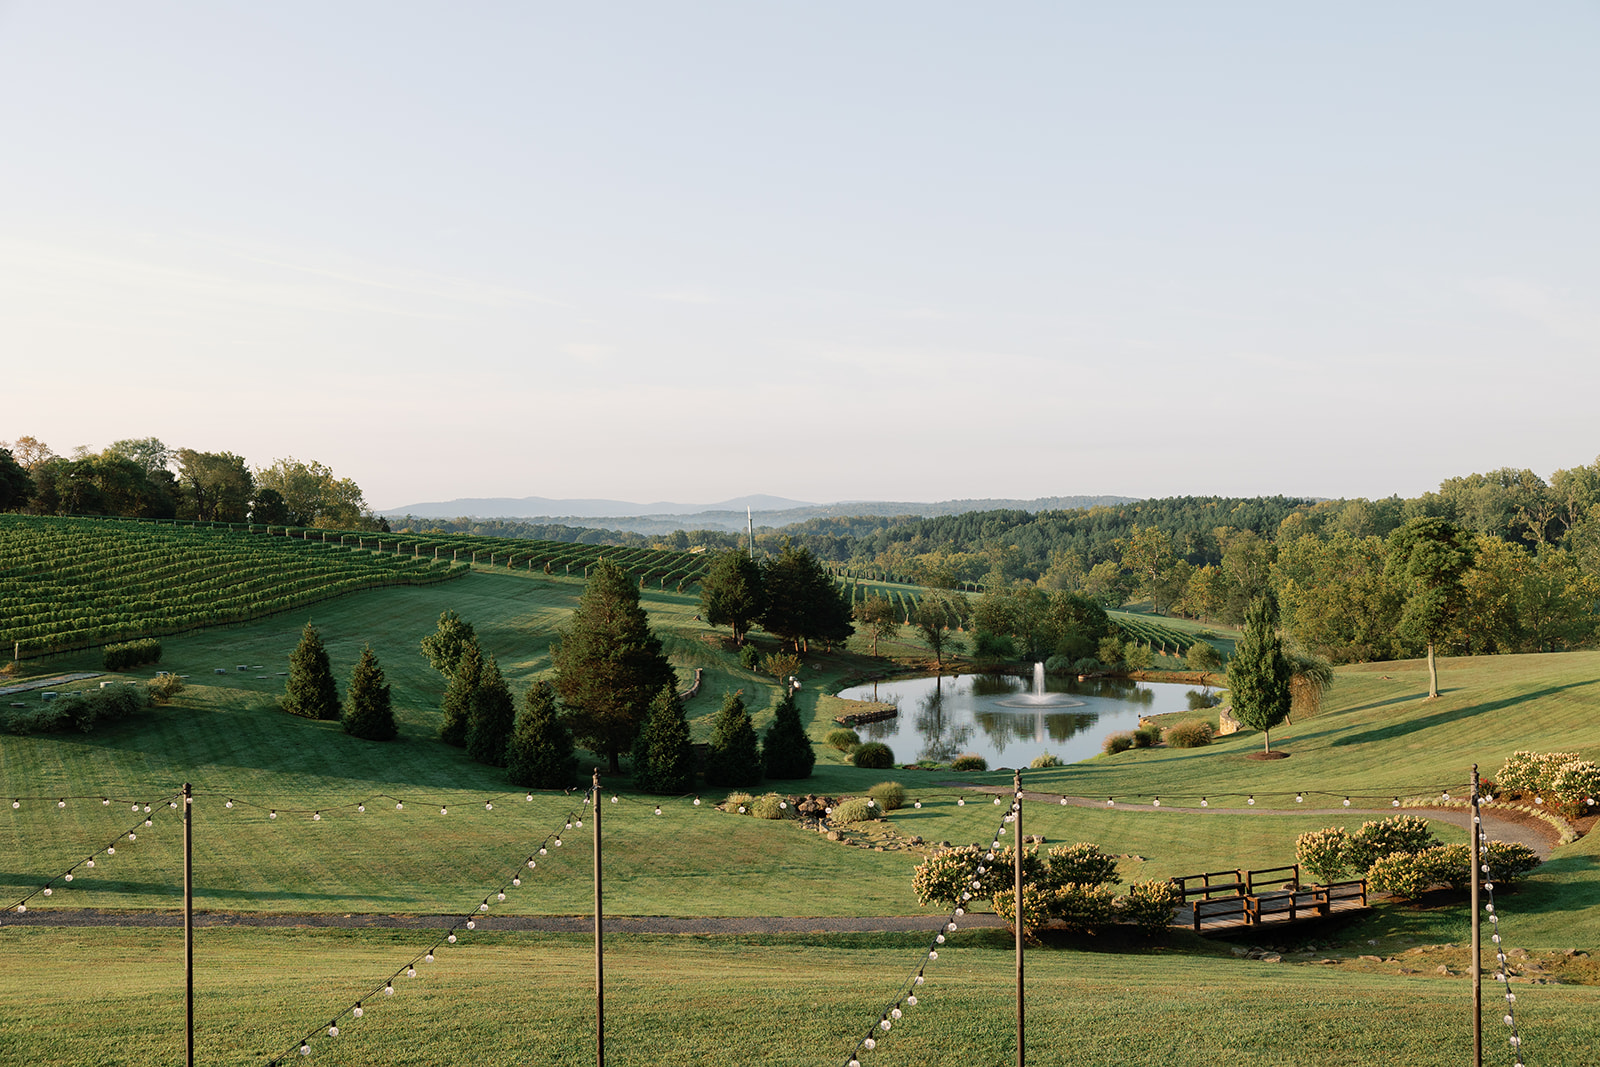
[1330,680,1600,748]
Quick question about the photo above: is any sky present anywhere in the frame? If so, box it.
[3,2,1597,511]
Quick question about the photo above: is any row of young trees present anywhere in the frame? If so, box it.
[0,435,386,529]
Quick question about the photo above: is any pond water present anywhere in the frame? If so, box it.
[835,669,1208,768]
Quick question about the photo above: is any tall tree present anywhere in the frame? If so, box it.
[853,595,901,656]
[466,655,516,766]
[762,687,815,780]
[439,640,484,746]
[1385,517,1475,698]
[343,646,397,740]
[506,680,577,789]
[552,560,676,773]
[0,447,32,511]
[913,590,969,669]
[284,622,341,720]
[760,545,853,652]
[105,437,171,478]
[420,610,479,679]
[630,685,696,793]
[254,457,373,528]
[704,691,763,788]
[698,550,765,644]
[176,449,254,522]
[1225,595,1292,754]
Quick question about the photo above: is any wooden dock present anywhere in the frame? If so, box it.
[1170,865,1369,933]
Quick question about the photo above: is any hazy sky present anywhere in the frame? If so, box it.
[4,3,1597,510]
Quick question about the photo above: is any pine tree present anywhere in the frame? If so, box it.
[466,654,516,766]
[343,645,397,740]
[761,687,815,779]
[284,622,340,720]
[704,691,763,787]
[631,684,696,793]
[1225,594,1292,754]
[506,680,577,789]
[552,560,676,773]
[439,640,483,746]
[699,550,765,644]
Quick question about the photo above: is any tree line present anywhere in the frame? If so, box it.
[0,435,386,530]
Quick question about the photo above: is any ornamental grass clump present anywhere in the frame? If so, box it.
[1029,752,1062,768]
[749,793,790,819]
[831,797,874,823]
[1165,719,1214,748]
[826,728,860,752]
[850,741,894,769]
[950,753,988,771]
[867,781,905,811]
[1131,723,1162,748]
[723,792,756,813]
[1102,732,1134,755]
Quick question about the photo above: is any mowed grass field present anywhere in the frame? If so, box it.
[6,566,1600,1064]
[3,928,1599,1067]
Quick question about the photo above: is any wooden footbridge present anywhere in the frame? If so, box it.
[1170,864,1369,933]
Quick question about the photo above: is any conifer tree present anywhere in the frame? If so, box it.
[552,560,676,773]
[704,691,763,787]
[1226,593,1292,754]
[631,684,696,793]
[506,680,577,789]
[284,622,340,720]
[761,687,815,779]
[343,645,397,740]
[466,654,516,766]
[439,639,483,746]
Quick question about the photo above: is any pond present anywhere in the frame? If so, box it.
[834,667,1210,769]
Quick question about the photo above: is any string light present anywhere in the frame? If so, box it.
[1153,797,1160,807]
[396,802,403,811]
[101,797,109,806]
[226,799,234,809]
[913,801,922,808]
[440,807,448,815]
[1295,794,1303,803]
[693,796,702,806]
[1247,796,1255,806]
[1343,797,1351,807]
[313,812,321,821]
[58,799,66,809]
[654,805,662,816]
[1392,797,1401,807]
[269,810,277,820]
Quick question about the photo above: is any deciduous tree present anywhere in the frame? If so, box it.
[913,590,969,668]
[421,611,479,679]
[1385,517,1475,698]
[853,595,901,656]
[0,447,31,511]
[552,560,676,773]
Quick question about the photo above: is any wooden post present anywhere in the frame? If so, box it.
[1014,769,1024,1067]
[183,782,194,1067]
[1471,765,1482,1067]
[593,769,605,1067]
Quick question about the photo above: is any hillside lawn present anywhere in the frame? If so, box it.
[5,569,1600,1062]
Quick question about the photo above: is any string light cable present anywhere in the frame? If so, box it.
[262,806,582,1065]
[4,790,183,917]
[1477,799,1529,1067]
[837,789,1021,1067]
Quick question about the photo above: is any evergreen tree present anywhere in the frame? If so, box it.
[761,687,815,780]
[704,691,763,787]
[1225,594,1292,753]
[630,684,696,793]
[466,654,516,766]
[284,621,340,720]
[343,645,397,740]
[699,550,765,644]
[420,610,478,679]
[552,560,676,773]
[760,545,854,652]
[506,680,577,789]
[439,639,483,746]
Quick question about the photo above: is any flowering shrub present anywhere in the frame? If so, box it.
[1482,841,1542,884]
[1047,842,1121,887]
[1119,880,1179,932]
[1294,827,1351,883]
[992,883,1057,936]
[1549,760,1600,815]
[1366,851,1437,899]
[1344,815,1437,871]
[1049,883,1119,932]
[1496,751,1580,798]
[1030,752,1062,768]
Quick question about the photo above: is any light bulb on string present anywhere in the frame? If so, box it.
[425,952,434,963]
[106,847,115,855]
[957,798,965,806]
[406,967,416,978]
[43,887,52,896]
[313,812,321,821]
[914,974,924,985]
[880,1019,892,1032]
[58,799,66,809]
[993,796,1001,805]
[1152,797,1160,807]
[144,818,152,827]
[479,901,489,911]
[1106,797,1114,806]
[913,800,922,809]
[611,796,618,804]
[654,806,661,816]
[448,933,457,944]
[907,995,917,1006]
[357,804,364,813]
[485,802,493,811]
[467,920,476,930]
[512,876,521,886]
[226,799,234,809]
[101,797,109,806]
[928,950,938,960]
[300,1042,310,1056]
[1343,797,1351,807]
[1392,798,1401,807]
[143,805,151,813]
[440,807,448,815]
[86,858,96,866]
[169,800,177,809]
[693,796,701,806]
[15,903,23,913]
[384,983,393,996]
[396,802,403,811]
[1247,796,1255,806]
[1295,794,1303,803]
[1200,797,1208,807]
[576,818,583,827]
[328,1023,339,1037]
[864,1038,876,1050]
[566,820,572,830]
[131,804,139,812]
[128,832,136,841]
[352,1005,363,1018]
[891,1008,902,1020]
[269,811,277,820]
[64,873,72,882]
[497,892,505,902]
[1059,797,1067,805]
[538,847,547,856]
[10,800,17,809]
[555,837,563,847]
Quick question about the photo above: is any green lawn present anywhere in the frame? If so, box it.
[3,926,1597,1066]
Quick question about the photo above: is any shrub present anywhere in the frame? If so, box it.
[950,753,988,771]
[1295,827,1351,883]
[1550,759,1600,814]
[1071,657,1100,674]
[1482,841,1542,885]
[723,791,756,813]
[1185,642,1222,672]
[1165,719,1214,748]
[972,631,1018,661]
[1496,751,1579,798]
[762,689,816,780]
[1030,752,1062,768]
[1367,851,1436,899]
[1049,882,1119,933]
[868,781,906,811]
[1185,689,1220,710]
[147,673,186,706]
[992,883,1057,937]
[749,793,790,819]
[831,797,875,823]
[1097,636,1124,666]
[1123,645,1153,672]
[1131,723,1161,748]
[912,846,983,907]
[826,728,861,752]
[1102,732,1134,755]
[103,638,161,671]
[1046,842,1121,887]
[1119,880,1179,933]
[1421,843,1473,892]
[738,643,762,670]
[59,686,144,733]
[850,741,894,769]
[1043,655,1074,674]
[1345,815,1437,872]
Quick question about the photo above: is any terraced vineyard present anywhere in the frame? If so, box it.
[370,529,712,591]
[840,576,928,622]
[0,516,466,658]
[1110,612,1210,657]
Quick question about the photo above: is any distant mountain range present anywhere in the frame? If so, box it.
[380,494,1137,534]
